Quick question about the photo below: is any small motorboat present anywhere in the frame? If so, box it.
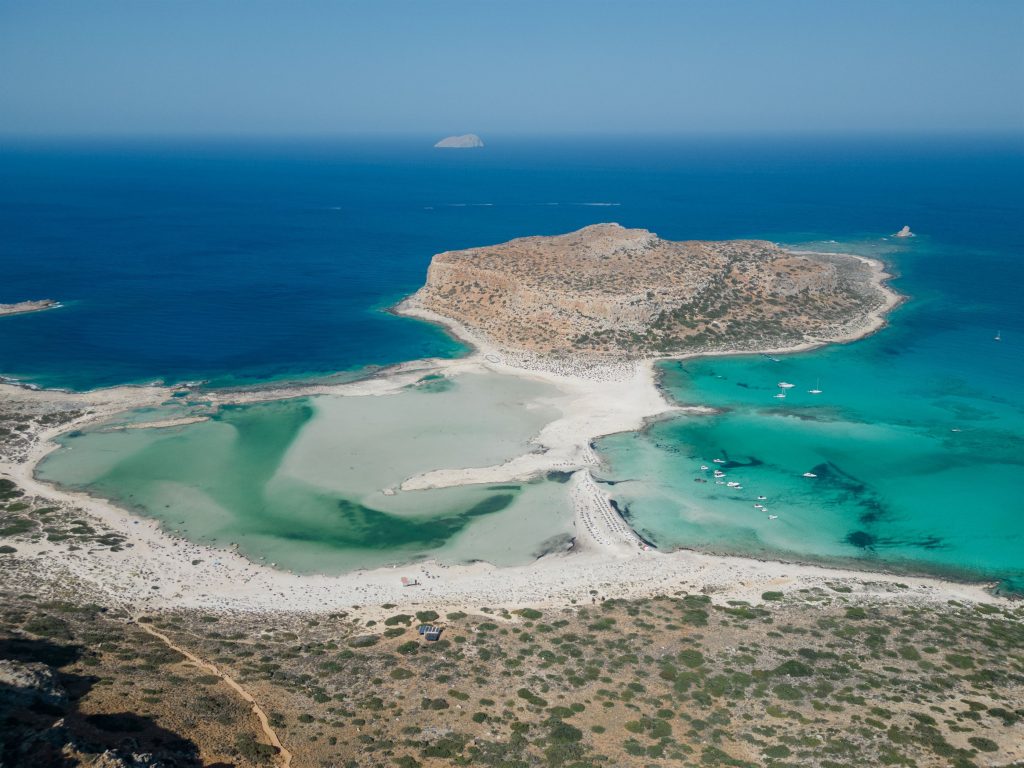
[802,472,817,478]
[727,481,741,487]
[714,470,726,478]
[713,458,726,464]
[768,514,778,520]
[715,480,725,485]
[754,503,764,509]
[757,495,767,500]
[700,465,709,470]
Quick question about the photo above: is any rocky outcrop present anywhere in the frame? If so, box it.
[893,226,915,238]
[402,223,892,360]
[0,658,68,710]
[434,134,484,148]
[0,299,60,317]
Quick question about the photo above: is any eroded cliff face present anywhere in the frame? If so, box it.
[405,224,889,359]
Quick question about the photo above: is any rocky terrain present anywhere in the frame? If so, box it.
[0,299,61,317]
[3,551,1021,768]
[403,224,895,361]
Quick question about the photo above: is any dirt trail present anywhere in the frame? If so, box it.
[133,617,292,768]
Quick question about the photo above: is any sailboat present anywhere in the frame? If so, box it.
[773,390,786,399]
[994,330,1001,342]
[808,378,822,395]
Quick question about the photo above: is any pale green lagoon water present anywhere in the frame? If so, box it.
[37,372,574,573]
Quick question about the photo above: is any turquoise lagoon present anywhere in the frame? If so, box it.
[37,373,575,573]
[595,241,1024,593]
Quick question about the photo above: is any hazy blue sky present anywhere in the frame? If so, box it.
[1,0,1022,137]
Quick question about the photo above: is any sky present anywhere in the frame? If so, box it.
[1,0,1022,138]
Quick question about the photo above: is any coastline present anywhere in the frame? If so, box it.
[5,240,1014,613]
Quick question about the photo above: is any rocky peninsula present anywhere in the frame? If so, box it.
[401,223,898,366]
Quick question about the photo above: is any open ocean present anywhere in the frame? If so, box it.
[4,136,1023,590]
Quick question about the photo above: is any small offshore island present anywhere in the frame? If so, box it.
[0,298,61,317]
[2,226,1021,768]
[433,133,484,148]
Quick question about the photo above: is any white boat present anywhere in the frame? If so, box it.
[757,495,767,500]
[754,503,764,509]
[714,470,726,478]
[713,458,726,464]
[715,480,725,485]
[727,481,741,487]
[778,382,795,389]
[773,391,786,399]
[768,514,778,520]
[700,465,709,470]
[802,472,817,478]
[808,378,822,395]
[994,331,1001,342]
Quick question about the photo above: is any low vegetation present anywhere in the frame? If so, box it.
[6,551,1019,767]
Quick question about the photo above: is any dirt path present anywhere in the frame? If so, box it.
[133,617,292,768]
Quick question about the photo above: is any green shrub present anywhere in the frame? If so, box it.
[772,660,813,677]
[679,649,705,668]
[234,733,277,763]
[517,688,548,707]
[968,736,998,752]
[945,653,974,670]
[348,635,379,648]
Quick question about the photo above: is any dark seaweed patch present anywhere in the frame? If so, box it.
[270,493,516,551]
[846,530,876,549]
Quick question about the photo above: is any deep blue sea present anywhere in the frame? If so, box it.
[4,136,1023,589]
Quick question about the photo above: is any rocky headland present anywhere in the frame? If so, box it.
[401,223,898,366]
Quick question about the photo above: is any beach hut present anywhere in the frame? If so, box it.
[417,624,444,641]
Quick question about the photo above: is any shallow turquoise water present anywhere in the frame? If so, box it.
[595,238,1024,593]
[37,373,574,573]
